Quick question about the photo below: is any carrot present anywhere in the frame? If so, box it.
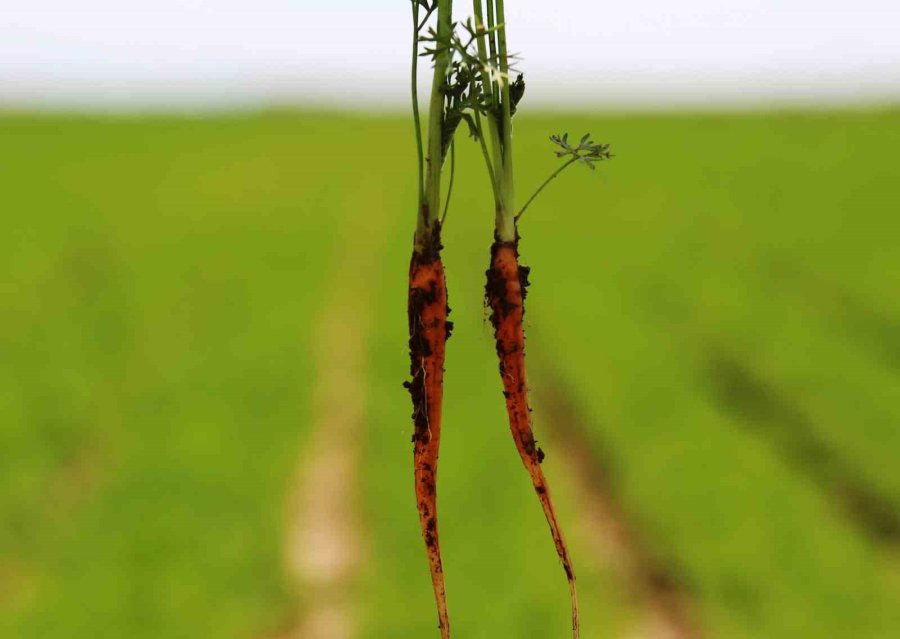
[407,1,457,635]
[405,224,452,638]
[485,236,580,638]
[407,1,607,633]
[447,0,586,634]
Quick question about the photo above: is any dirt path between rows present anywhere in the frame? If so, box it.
[281,304,366,639]
[278,197,388,639]
[534,375,702,639]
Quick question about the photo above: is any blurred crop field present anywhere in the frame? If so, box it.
[1,107,900,639]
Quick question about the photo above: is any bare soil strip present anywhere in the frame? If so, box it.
[280,201,387,639]
[283,305,365,639]
[533,374,701,639]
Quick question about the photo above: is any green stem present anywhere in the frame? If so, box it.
[486,0,499,72]
[418,0,453,249]
[411,1,425,208]
[472,0,495,106]
[515,157,578,221]
[494,0,516,241]
[474,109,501,202]
[440,138,456,226]
[473,1,504,207]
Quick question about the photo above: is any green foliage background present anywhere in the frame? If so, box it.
[1,108,899,637]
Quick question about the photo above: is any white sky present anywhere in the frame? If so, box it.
[2,0,900,109]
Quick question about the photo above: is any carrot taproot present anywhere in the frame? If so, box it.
[407,1,605,633]
[407,0,456,633]
[405,223,452,638]
[463,4,608,631]
[485,237,580,638]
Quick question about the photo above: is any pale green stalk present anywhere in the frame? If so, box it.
[485,0,499,71]
[484,4,505,193]
[493,0,516,241]
[472,1,502,193]
[416,0,453,251]
[472,0,495,106]
[474,108,501,202]
[411,2,426,208]
[440,139,456,225]
[515,157,577,221]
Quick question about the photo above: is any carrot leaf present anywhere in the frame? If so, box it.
[549,132,613,170]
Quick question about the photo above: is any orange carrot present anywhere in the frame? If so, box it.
[407,0,456,631]
[485,237,580,638]
[405,225,453,638]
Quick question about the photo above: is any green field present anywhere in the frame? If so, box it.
[2,107,899,638]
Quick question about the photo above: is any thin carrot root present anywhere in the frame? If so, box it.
[405,228,453,638]
[486,238,580,639]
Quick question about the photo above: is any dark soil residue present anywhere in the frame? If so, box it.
[404,222,451,445]
[485,237,523,324]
